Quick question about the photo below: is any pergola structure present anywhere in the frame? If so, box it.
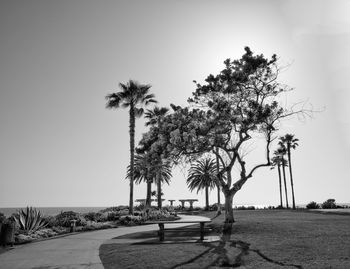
[178,199,198,210]
[135,199,165,205]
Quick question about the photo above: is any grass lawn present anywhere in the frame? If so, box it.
[99,210,350,269]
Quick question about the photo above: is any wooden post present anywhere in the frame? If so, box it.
[158,223,164,241]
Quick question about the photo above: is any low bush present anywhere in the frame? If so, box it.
[236,206,256,210]
[322,199,337,209]
[55,211,87,227]
[103,211,120,221]
[209,204,225,211]
[0,212,6,223]
[79,222,116,231]
[42,215,58,228]
[145,209,178,221]
[306,201,320,209]
[100,205,129,213]
[119,215,144,226]
[83,212,107,222]
[15,228,59,243]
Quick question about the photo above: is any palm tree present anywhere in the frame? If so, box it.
[144,106,170,209]
[106,80,157,215]
[280,134,299,210]
[271,153,287,208]
[276,145,289,209]
[127,153,153,207]
[187,158,217,211]
[145,106,169,127]
[153,158,172,209]
[127,153,172,209]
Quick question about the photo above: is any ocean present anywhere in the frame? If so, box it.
[0,207,107,217]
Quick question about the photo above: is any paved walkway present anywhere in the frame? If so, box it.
[0,215,210,269]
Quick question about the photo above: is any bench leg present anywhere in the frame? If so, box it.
[159,223,165,241]
[200,222,204,241]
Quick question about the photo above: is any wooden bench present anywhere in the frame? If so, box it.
[146,220,211,241]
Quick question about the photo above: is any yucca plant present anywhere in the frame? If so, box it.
[14,206,47,234]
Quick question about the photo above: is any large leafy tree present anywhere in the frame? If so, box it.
[187,158,218,210]
[279,134,299,209]
[106,80,157,215]
[144,106,170,209]
[138,47,308,228]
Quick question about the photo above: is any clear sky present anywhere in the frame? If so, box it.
[0,0,349,208]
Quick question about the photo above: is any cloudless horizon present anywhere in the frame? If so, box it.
[1,0,349,208]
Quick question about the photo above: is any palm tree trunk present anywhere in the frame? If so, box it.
[277,164,283,208]
[157,173,162,209]
[146,180,152,207]
[281,157,289,209]
[129,107,135,215]
[205,186,209,211]
[287,146,296,210]
[215,148,221,206]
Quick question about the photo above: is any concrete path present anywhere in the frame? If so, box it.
[0,214,210,269]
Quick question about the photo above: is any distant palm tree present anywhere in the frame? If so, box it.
[271,153,287,208]
[276,146,289,209]
[144,106,170,209]
[187,158,217,211]
[127,153,153,207]
[280,134,299,210]
[153,158,172,209]
[106,80,157,215]
[127,153,172,209]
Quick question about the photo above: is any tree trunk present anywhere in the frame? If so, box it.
[277,164,283,208]
[215,148,222,213]
[146,180,152,207]
[217,185,221,205]
[205,186,209,211]
[281,157,289,209]
[223,191,234,234]
[157,173,162,209]
[287,146,296,210]
[129,107,135,215]
[215,148,221,206]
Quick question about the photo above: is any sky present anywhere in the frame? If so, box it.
[0,0,349,208]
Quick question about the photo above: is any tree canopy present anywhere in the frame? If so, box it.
[138,47,308,223]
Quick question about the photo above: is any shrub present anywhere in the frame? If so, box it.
[0,212,6,223]
[13,207,47,234]
[209,204,224,211]
[306,201,320,209]
[322,199,337,209]
[236,206,256,210]
[100,205,129,213]
[83,212,107,222]
[55,211,87,227]
[104,211,120,221]
[42,215,58,228]
[144,209,178,221]
[119,215,144,226]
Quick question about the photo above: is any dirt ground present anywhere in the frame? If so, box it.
[99,210,350,269]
